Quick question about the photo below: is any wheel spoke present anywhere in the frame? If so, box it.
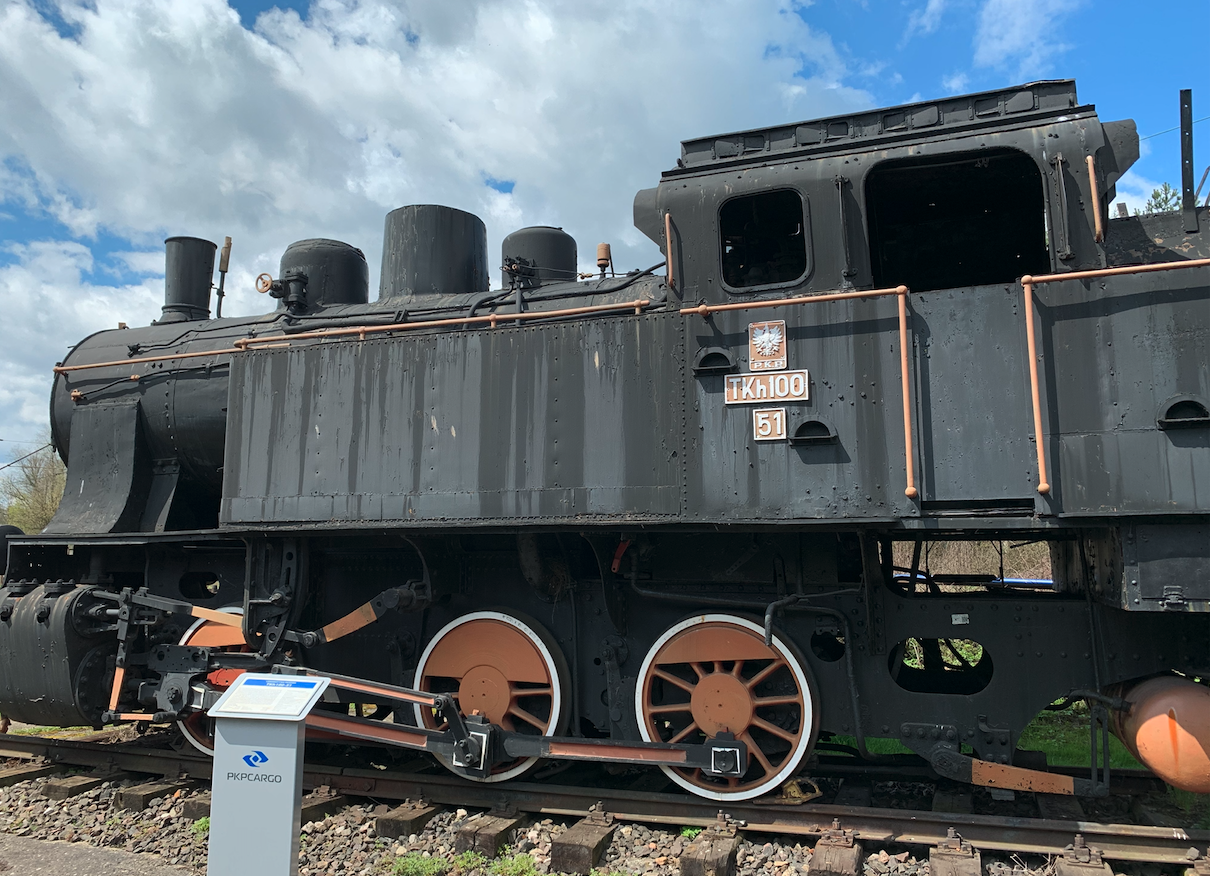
[507,705,548,730]
[638,616,814,799]
[741,731,777,776]
[511,685,554,698]
[667,721,701,744]
[652,668,696,692]
[648,702,693,715]
[751,715,799,743]
[744,659,786,690]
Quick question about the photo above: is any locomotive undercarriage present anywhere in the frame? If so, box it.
[3,525,1205,801]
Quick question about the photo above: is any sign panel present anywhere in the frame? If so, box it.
[749,320,787,371]
[724,370,809,405]
[210,674,330,722]
[753,408,787,441]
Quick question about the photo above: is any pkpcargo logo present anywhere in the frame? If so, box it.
[242,750,268,768]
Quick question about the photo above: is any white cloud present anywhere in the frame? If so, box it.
[111,251,165,275]
[942,72,968,94]
[0,240,162,437]
[0,0,875,438]
[903,0,946,42]
[1110,169,1163,217]
[0,0,870,286]
[972,0,1083,80]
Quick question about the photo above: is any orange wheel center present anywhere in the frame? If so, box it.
[690,673,753,736]
[458,664,512,725]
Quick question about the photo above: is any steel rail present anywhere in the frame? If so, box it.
[681,285,918,499]
[1020,258,1210,495]
[0,733,1204,863]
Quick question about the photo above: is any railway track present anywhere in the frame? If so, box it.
[1,732,1207,869]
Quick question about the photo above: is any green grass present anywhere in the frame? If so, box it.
[190,817,210,839]
[678,826,702,839]
[453,852,489,874]
[488,853,536,876]
[393,854,450,876]
[1016,706,1140,770]
[829,702,1145,769]
[1167,788,1210,830]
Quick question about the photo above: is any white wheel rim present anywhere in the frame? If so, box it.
[635,613,816,801]
[413,610,565,783]
[176,606,244,755]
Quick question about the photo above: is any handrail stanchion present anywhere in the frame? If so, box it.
[683,284,919,501]
[1020,275,1051,495]
[1019,257,1210,495]
[896,286,918,499]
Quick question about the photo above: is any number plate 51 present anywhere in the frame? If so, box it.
[753,407,787,441]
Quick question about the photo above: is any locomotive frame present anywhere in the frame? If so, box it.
[1,78,1207,802]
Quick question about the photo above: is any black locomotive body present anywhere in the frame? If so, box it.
[2,79,1208,801]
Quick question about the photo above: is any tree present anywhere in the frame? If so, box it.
[1136,182,1183,215]
[1,438,66,534]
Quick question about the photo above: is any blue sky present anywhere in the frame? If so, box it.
[0,0,1206,443]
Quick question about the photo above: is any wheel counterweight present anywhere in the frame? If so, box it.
[636,614,817,800]
[413,610,568,782]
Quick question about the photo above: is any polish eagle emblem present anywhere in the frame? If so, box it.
[751,323,783,357]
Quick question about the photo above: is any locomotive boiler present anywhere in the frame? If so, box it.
[1,79,1208,801]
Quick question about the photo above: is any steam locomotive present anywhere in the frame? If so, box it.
[1,79,1207,802]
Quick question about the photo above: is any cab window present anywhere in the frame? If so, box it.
[865,148,1049,292]
[720,190,809,289]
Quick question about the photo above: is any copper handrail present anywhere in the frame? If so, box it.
[1086,156,1103,243]
[54,300,652,374]
[664,212,675,290]
[235,298,650,348]
[682,285,918,499]
[1020,258,1210,495]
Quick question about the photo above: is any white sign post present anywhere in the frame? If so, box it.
[206,673,331,876]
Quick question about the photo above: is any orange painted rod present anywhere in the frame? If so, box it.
[236,299,651,348]
[897,291,918,499]
[107,665,126,712]
[1085,156,1103,243]
[1021,280,1050,495]
[1021,257,1210,495]
[55,346,244,374]
[1023,257,1210,286]
[54,300,651,374]
[191,606,245,628]
[664,212,675,290]
[680,285,908,316]
[680,284,918,500]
